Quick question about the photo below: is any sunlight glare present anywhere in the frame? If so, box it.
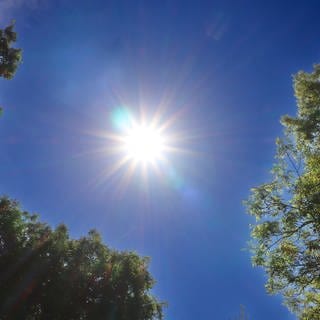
[87,106,192,193]
[124,126,165,163]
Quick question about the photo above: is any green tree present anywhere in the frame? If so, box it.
[0,22,22,80]
[246,65,320,319]
[0,197,164,319]
[0,22,22,116]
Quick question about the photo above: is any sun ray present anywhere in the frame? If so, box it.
[141,162,149,190]
[86,130,126,142]
[90,155,132,189]
[163,145,198,156]
[158,107,188,132]
[116,161,138,196]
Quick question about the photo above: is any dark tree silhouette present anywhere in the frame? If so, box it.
[0,22,22,116]
[0,22,22,80]
[0,197,164,320]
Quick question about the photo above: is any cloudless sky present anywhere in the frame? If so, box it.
[2,1,320,319]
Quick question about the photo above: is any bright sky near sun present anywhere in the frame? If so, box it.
[123,125,165,162]
[2,1,320,319]
[111,108,168,165]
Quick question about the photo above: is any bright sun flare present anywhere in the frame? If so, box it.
[87,107,190,193]
[124,126,165,163]
[87,107,191,193]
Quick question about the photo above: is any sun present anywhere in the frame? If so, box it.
[86,106,190,193]
[123,125,165,163]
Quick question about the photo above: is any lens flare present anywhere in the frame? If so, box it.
[111,107,133,131]
[85,105,197,196]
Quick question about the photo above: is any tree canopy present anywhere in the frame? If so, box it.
[0,22,22,80]
[0,197,164,320]
[246,65,320,319]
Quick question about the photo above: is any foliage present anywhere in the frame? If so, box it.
[246,65,320,319]
[0,22,22,80]
[0,22,22,116]
[0,197,164,320]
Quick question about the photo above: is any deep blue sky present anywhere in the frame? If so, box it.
[2,1,320,319]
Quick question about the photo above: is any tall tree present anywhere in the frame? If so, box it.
[0,197,164,320]
[246,65,320,319]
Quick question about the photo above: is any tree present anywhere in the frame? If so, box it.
[0,22,22,80]
[0,197,164,319]
[0,22,22,116]
[246,65,320,319]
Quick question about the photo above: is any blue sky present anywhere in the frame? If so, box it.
[1,0,320,319]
